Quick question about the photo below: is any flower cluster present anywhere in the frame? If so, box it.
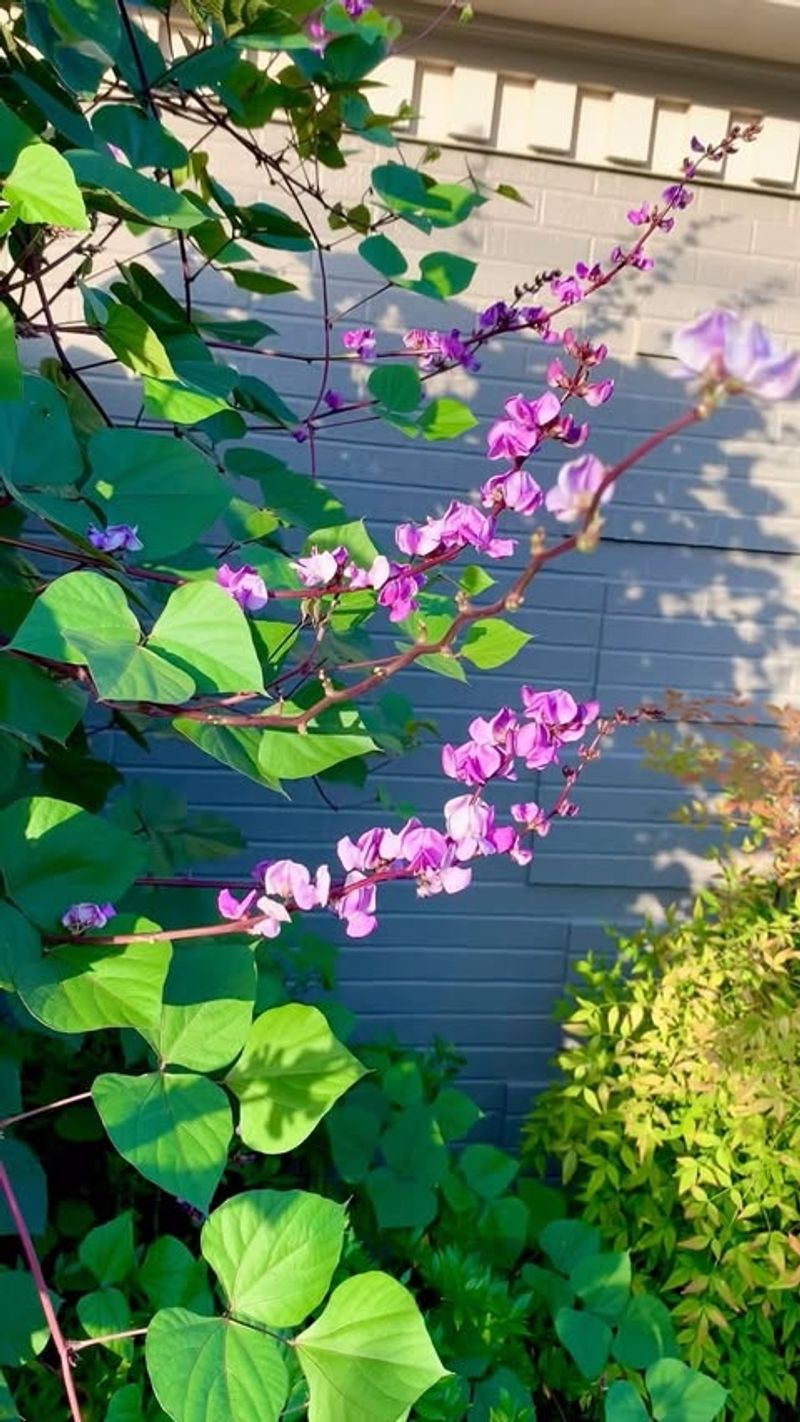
[403,327,480,373]
[442,688,598,786]
[486,391,587,462]
[341,326,376,360]
[214,687,598,942]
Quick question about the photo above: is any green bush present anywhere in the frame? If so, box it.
[523,865,800,1420]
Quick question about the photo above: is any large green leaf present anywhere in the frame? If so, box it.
[414,251,476,299]
[296,1272,448,1422]
[381,1105,448,1185]
[86,430,228,560]
[0,306,21,402]
[326,1104,381,1184]
[46,0,122,62]
[459,1144,518,1199]
[570,1252,631,1322]
[645,1360,727,1422]
[79,1212,135,1287]
[102,303,177,379]
[539,1218,600,1275]
[554,1307,612,1381]
[0,657,85,744]
[368,364,421,413]
[359,233,408,278]
[147,939,256,1072]
[4,141,87,229]
[0,1140,47,1238]
[224,448,345,530]
[77,1287,134,1361]
[92,105,188,170]
[93,1072,233,1212]
[201,1189,345,1327]
[226,1003,366,1153]
[259,707,377,781]
[146,1309,288,1422]
[0,795,145,926]
[0,1269,58,1366]
[461,619,531,670]
[71,635,197,705]
[9,570,140,666]
[417,398,477,442]
[66,150,205,229]
[139,1236,212,1315]
[0,1370,19,1422]
[174,719,282,794]
[0,377,87,533]
[13,920,171,1035]
[365,1168,438,1231]
[606,1381,650,1422]
[149,583,264,694]
[371,164,485,228]
[613,1296,678,1371]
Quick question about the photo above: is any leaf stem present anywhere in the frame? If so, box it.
[0,1161,84,1422]
[67,1327,147,1355]
[0,1091,92,1132]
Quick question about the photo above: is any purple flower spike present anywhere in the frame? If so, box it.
[342,327,376,361]
[217,563,269,613]
[61,902,117,933]
[545,453,610,522]
[87,523,143,554]
[672,309,800,401]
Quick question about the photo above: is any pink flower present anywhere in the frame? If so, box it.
[378,567,425,622]
[545,453,610,522]
[551,275,583,305]
[262,859,330,910]
[251,896,292,938]
[345,555,391,591]
[342,327,376,360]
[514,720,557,770]
[672,309,800,401]
[217,888,257,919]
[291,546,346,587]
[522,687,599,744]
[217,563,269,612]
[333,872,378,937]
[511,801,550,836]
[337,827,401,872]
[583,379,614,408]
[442,708,519,787]
[480,468,543,515]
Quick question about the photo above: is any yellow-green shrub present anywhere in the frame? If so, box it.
[524,867,800,1421]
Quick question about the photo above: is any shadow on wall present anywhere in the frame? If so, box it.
[41,143,800,1140]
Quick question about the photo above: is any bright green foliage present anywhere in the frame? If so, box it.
[226,1003,367,1152]
[92,1071,233,1212]
[200,1189,346,1326]
[525,866,800,1420]
[296,1272,449,1422]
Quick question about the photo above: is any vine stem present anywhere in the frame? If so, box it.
[0,1162,84,1422]
[0,1091,92,1131]
[67,1327,147,1355]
